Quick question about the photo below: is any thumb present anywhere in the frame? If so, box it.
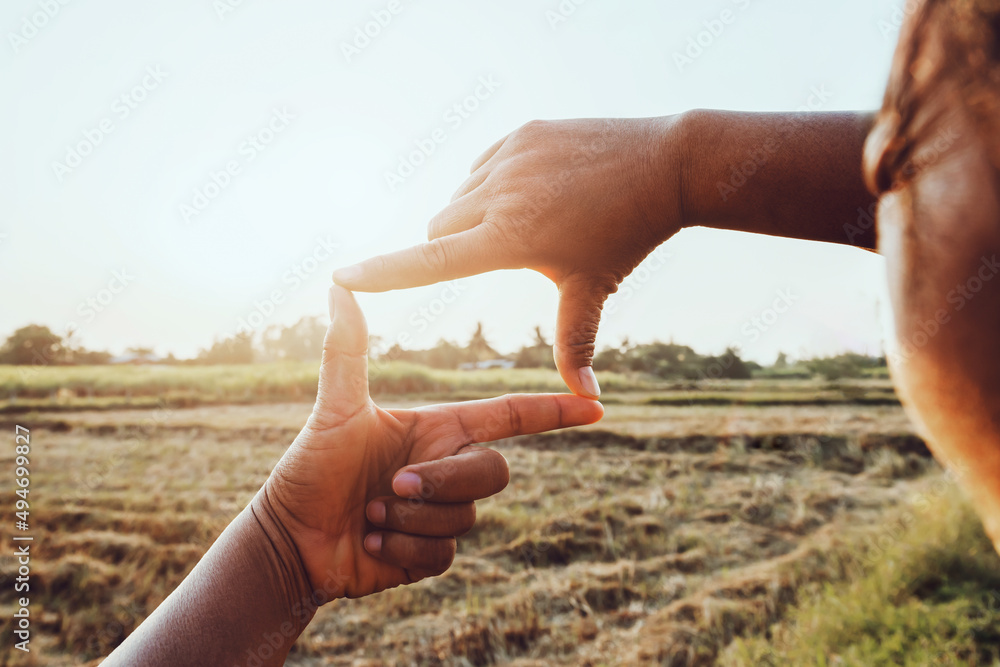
[553,274,616,399]
[313,285,370,423]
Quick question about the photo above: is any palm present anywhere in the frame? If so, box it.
[266,287,603,599]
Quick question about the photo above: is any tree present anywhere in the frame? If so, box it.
[702,347,752,380]
[258,317,327,362]
[514,326,555,369]
[805,352,884,380]
[71,348,113,365]
[0,325,66,365]
[197,333,254,364]
[466,322,498,361]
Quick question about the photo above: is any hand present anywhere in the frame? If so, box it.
[332,117,682,398]
[265,286,605,599]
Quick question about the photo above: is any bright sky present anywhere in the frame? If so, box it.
[0,0,905,363]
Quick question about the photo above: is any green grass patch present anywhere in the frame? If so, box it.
[0,362,642,408]
[722,488,1000,666]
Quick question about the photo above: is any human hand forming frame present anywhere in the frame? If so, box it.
[268,285,605,596]
[104,285,604,666]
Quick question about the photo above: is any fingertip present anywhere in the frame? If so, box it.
[392,471,422,498]
[561,394,605,425]
[555,355,600,399]
[364,532,383,555]
[332,266,362,287]
[367,500,387,525]
[578,366,601,399]
[584,397,605,423]
[327,285,367,353]
[330,283,355,302]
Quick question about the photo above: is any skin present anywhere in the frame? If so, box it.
[104,286,604,665]
[863,6,1000,550]
[332,112,877,398]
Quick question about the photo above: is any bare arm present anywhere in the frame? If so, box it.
[333,111,878,397]
[102,492,317,666]
[678,110,877,249]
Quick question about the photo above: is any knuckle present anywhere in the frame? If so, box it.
[427,220,443,241]
[561,323,599,357]
[419,240,451,274]
[519,119,549,137]
[368,254,390,276]
[504,394,524,435]
[320,323,337,354]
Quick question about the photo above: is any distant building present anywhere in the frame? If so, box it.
[459,359,516,371]
[109,352,163,365]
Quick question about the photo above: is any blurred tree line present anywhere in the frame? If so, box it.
[0,322,887,380]
[593,340,757,380]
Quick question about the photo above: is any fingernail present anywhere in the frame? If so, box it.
[327,286,337,322]
[364,532,382,554]
[367,501,386,525]
[393,472,422,497]
[579,367,601,398]
[332,265,362,285]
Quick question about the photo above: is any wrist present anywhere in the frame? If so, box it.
[249,484,325,624]
[670,108,715,231]
[629,114,688,238]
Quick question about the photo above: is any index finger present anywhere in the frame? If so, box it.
[430,393,606,446]
[331,226,509,292]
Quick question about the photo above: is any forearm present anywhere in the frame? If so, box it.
[103,487,318,666]
[674,109,878,250]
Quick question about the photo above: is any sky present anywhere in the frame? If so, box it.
[0,0,907,364]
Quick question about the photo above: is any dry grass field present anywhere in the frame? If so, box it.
[1,386,999,665]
